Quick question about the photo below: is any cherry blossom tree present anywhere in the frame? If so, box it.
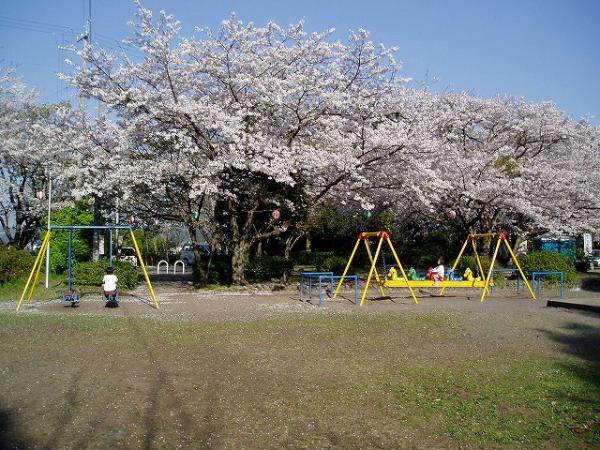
[62,3,422,283]
[0,68,61,248]
[417,93,600,238]
[60,2,600,283]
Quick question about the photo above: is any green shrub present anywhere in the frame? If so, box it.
[521,250,576,285]
[453,255,493,278]
[72,260,138,289]
[245,256,295,282]
[316,256,347,273]
[294,251,335,267]
[47,203,94,273]
[205,259,232,285]
[0,247,35,284]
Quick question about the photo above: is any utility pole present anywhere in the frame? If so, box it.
[77,1,102,261]
[44,168,52,288]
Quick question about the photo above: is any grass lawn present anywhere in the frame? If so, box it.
[0,273,68,302]
[0,311,598,449]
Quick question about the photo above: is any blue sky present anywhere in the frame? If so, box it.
[1,0,599,124]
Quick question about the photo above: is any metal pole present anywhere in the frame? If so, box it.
[68,228,73,291]
[115,198,119,250]
[44,174,51,288]
[109,228,113,267]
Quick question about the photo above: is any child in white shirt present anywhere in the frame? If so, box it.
[102,267,118,300]
[431,258,445,285]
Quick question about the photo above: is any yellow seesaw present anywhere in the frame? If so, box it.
[383,267,489,289]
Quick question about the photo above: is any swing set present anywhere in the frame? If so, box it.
[16,225,160,311]
[333,231,536,305]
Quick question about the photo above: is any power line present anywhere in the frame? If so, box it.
[0,15,76,32]
[0,20,77,38]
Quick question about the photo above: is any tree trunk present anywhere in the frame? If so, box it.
[187,223,207,286]
[231,239,250,285]
[92,196,101,261]
[284,231,305,260]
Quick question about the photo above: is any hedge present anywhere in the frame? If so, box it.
[245,256,295,282]
[72,260,138,289]
[521,250,576,285]
[0,247,35,284]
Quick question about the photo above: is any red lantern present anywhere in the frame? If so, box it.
[271,209,281,221]
[447,210,457,220]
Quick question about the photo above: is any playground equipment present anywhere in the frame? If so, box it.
[299,271,359,305]
[104,290,119,308]
[531,270,564,298]
[16,225,160,311]
[333,231,537,306]
[333,231,418,305]
[441,232,536,302]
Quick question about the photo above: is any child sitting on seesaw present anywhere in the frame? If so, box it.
[430,257,445,285]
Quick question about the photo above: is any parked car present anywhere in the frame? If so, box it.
[118,246,138,266]
[179,243,210,265]
[591,249,600,269]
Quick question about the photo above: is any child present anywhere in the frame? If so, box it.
[102,266,119,307]
[431,257,445,285]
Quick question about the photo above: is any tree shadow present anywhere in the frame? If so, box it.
[42,368,87,449]
[580,276,600,293]
[0,407,30,449]
[539,321,600,387]
[127,319,223,449]
[581,272,600,292]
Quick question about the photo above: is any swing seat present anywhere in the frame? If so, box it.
[104,290,119,308]
[62,290,80,307]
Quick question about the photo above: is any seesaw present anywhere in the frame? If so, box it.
[383,267,490,289]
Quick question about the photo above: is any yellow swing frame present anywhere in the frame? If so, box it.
[332,231,419,306]
[16,225,160,311]
[332,231,536,306]
[440,232,536,302]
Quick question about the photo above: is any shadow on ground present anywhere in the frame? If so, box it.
[540,321,600,390]
[0,407,30,449]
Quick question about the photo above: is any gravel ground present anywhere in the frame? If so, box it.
[7,281,598,366]
[6,282,600,327]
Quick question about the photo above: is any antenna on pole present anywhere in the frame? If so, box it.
[76,1,89,118]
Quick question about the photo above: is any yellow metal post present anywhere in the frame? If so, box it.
[471,239,486,283]
[130,231,160,309]
[480,237,502,302]
[28,235,51,300]
[360,236,385,305]
[27,233,52,303]
[503,239,536,300]
[17,232,50,311]
[363,237,386,297]
[333,237,361,299]
[386,238,418,304]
